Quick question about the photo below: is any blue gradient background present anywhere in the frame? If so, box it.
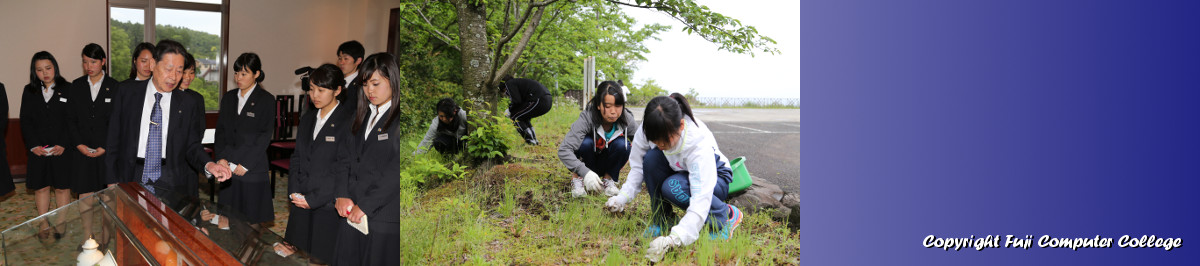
[800,0,1199,264]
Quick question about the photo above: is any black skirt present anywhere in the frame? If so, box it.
[25,152,71,190]
[332,219,399,265]
[71,152,108,193]
[217,171,274,224]
[284,203,341,263]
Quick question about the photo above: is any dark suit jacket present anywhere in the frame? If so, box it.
[288,103,352,209]
[339,113,403,223]
[105,79,210,198]
[0,83,13,195]
[67,75,119,149]
[181,89,206,139]
[341,78,362,112]
[20,80,72,150]
[215,87,275,180]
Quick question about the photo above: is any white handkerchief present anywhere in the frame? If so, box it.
[347,214,369,235]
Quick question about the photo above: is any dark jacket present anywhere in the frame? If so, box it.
[20,80,72,150]
[504,78,550,109]
[67,75,120,149]
[0,83,13,195]
[339,113,403,223]
[289,103,353,209]
[104,79,211,198]
[341,78,362,112]
[215,86,276,180]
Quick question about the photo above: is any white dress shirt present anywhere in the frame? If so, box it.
[344,71,359,87]
[364,101,392,140]
[313,101,339,140]
[88,72,104,101]
[41,84,55,102]
[237,84,257,114]
[137,81,171,158]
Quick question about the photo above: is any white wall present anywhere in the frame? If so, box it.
[0,0,108,118]
[228,0,399,98]
[0,0,400,117]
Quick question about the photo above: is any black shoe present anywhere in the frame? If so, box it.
[524,127,539,145]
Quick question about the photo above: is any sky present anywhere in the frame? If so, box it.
[621,0,799,99]
[111,7,222,36]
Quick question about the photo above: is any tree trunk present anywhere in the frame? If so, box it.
[453,0,496,112]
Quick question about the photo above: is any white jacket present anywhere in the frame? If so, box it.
[616,115,729,246]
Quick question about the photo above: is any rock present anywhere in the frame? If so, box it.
[728,175,796,230]
[781,193,800,230]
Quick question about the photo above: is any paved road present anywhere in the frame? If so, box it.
[630,108,800,194]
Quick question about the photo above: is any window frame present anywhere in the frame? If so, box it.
[107,0,230,111]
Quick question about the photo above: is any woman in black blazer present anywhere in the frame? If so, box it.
[332,53,403,265]
[20,51,73,239]
[68,43,119,198]
[0,82,13,197]
[177,52,207,179]
[123,42,155,83]
[214,53,276,225]
[284,64,350,264]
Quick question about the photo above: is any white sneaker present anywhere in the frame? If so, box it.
[571,178,586,198]
[604,179,620,196]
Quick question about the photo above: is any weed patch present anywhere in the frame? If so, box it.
[396,102,800,264]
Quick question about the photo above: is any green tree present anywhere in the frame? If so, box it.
[684,88,701,106]
[398,0,776,112]
[109,24,132,80]
[628,78,667,106]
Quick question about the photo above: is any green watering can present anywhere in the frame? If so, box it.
[728,156,752,194]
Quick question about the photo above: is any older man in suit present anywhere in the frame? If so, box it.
[105,39,231,198]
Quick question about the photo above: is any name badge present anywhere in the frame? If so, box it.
[377,133,388,141]
[325,136,336,142]
[247,112,255,117]
[59,98,68,103]
[104,98,111,103]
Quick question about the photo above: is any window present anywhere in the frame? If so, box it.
[109,0,227,111]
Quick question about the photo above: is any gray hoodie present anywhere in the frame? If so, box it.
[414,109,468,155]
[557,107,639,177]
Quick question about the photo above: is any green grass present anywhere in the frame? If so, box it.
[395,98,800,264]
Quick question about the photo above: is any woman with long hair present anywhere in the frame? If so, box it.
[20,51,73,241]
[214,52,276,226]
[284,64,351,264]
[333,52,404,265]
[558,80,638,197]
[604,93,744,262]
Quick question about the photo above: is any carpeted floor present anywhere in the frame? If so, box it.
[0,173,295,249]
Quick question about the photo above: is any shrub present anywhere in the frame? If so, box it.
[401,154,468,189]
[462,101,517,162]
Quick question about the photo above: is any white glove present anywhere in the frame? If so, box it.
[605,195,628,213]
[583,171,603,192]
[645,235,681,262]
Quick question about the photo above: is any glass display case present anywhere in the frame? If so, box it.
[2,183,310,265]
